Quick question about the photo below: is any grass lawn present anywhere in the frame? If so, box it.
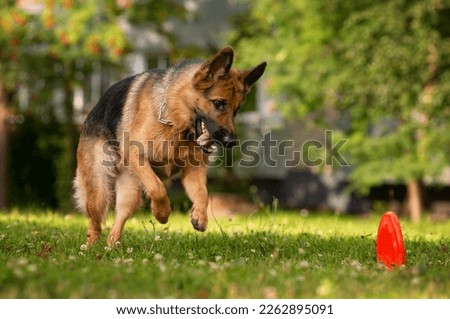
[0,208,448,298]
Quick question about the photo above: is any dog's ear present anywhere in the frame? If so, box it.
[207,46,234,76]
[194,47,234,89]
[243,62,267,89]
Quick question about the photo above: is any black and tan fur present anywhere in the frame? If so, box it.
[74,47,266,245]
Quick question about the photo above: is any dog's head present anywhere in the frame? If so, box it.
[192,47,266,154]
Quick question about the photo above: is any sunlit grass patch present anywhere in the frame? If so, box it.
[0,209,448,298]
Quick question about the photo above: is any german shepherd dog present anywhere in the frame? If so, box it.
[74,47,266,245]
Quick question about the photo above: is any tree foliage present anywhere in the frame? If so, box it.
[0,0,185,209]
[229,0,450,201]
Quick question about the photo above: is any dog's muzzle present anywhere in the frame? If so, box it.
[221,132,238,148]
[194,116,237,154]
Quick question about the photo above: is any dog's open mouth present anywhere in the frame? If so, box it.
[195,118,217,154]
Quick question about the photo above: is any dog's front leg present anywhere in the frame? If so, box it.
[182,164,208,231]
[129,153,171,224]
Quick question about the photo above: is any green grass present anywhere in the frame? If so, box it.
[0,208,448,298]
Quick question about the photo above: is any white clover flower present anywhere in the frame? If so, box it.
[154,235,161,241]
[298,260,309,268]
[14,269,25,279]
[209,262,219,271]
[126,247,133,254]
[159,264,167,273]
[27,264,38,273]
[197,260,206,266]
[17,257,28,266]
[79,244,88,251]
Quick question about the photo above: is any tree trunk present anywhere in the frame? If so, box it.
[406,179,423,223]
[64,82,77,177]
[0,82,8,209]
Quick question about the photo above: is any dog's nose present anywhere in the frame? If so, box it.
[223,133,237,148]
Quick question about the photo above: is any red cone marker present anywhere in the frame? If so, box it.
[376,211,406,269]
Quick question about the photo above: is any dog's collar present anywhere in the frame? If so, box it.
[158,102,173,126]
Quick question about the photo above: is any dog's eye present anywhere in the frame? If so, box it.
[212,100,227,111]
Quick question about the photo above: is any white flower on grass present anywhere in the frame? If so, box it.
[297,260,310,269]
[0,234,5,241]
[209,262,219,271]
[79,244,88,251]
[197,260,206,266]
[104,246,112,252]
[14,269,25,279]
[154,235,161,241]
[27,264,38,273]
[349,260,362,271]
[126,247,133,254]
[154,253,163,262]
[158,264,167,273]
[17,257,28,266]
[316,279,333,297]
[78,251,85,256]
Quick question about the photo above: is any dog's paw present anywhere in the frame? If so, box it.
[86,223,102,245]
[107,231,121,247]
[190,209,208,232]
[151,196,171,224]
[86,233,100,245]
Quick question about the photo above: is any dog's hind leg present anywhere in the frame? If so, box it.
[181,165,209,232]
[74,138,111,245]
[107,170,141,246]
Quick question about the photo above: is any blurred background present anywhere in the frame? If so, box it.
[0,0,449,222]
